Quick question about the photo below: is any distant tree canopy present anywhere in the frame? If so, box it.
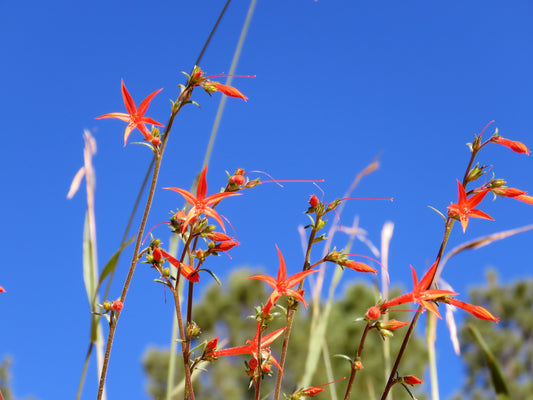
[449,270,533,400]
[143,268,427,400]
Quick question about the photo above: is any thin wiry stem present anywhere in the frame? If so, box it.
[96,94,188,400]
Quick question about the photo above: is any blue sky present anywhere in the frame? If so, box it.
[1,1,532,399]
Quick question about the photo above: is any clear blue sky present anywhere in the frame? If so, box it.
[1,1,532,399]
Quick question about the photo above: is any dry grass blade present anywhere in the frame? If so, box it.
[437,224,533,282]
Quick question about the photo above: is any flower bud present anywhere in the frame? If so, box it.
[206,232,234,242]
[403,375,423,385]
[102,301,112,312]
[231,174,245,186]
[354,360,363,370]
[379,319,409,330]
[112,300,124,312]
[365,306,381,321]
[309,194,319,208]
[466,164,485,183]
[186,321,201,339]
[206,337,218,351]
[152,247,163,262]
[213,240,240,252]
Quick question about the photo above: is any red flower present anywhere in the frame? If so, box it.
[205,232,234,242]
[0,286,5,293]
[158,248,199,283]
[249,246,318,314]
[164,165,241,233]
[212,240,240,252]
[514,194,533,205]
[309,194,319,208]
[379,319,410,330]
[212,327,286,372]
[211,82,248,101]
[298,377,346,397]
[403,375,423,385]
[491,136,530,155]
[447,180,494,233]
[190,66,252,101]
[96,80,164,146]
[206,338,218,351]
[343,260,377,274]
[493,187,527,198]
[442,297,498,322]
[381,260,457,319]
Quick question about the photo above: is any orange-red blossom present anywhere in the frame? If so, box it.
[190,66,252,101]
[249,246,317,315]
[491,136,530,155]
[164,165,241,233]
[158,248,199,283]
[447,180,494,233]
[381,260,456,319]
[96,80,163,146]
[211,327,286,372]
[381,260,497,322]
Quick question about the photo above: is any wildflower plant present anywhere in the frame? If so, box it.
[61,6,533,400]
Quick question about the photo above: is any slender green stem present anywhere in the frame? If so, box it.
[273,216,319,400]
[174,233,196,400]
[343,322,371,400]
[96,94,187,400]
[254,322,264,400]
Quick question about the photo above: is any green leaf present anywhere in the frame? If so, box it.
[427,205,447,223]
[82,213,97,305]
[467,324,510,397]
[95,236,134,296]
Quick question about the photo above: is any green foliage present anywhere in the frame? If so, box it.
[450,270,533,400]
[143,269,427,399]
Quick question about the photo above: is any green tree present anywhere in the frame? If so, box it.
[450,270,533,400]
[143,269,427,400]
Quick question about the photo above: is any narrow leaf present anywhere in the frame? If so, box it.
[467,324,510,397]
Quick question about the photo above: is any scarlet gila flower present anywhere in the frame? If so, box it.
[491,136,530,155]
[212,240,240,253]
[212,327,286,372]
[378,319,410,330]
[0,286,5,293]
[492,187,527,198]
[294,377,346,398]
[158,248,199,283]
[249,246,318,315]
[442,297,498,322]
[515,194,533,205]
[343,260,377,274]
[190,66,252,101]
[402,375,423,385]
[381,260,457,319]
[447,180,494,233]
[164,165,241,233]
[96,80,164,146]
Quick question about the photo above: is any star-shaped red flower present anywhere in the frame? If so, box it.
[96,80,164,146]
[212,327,286,372]
[381,260,457,318]
[249,246,317,315]
[447,180,494,233]
[164,165,241,233]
